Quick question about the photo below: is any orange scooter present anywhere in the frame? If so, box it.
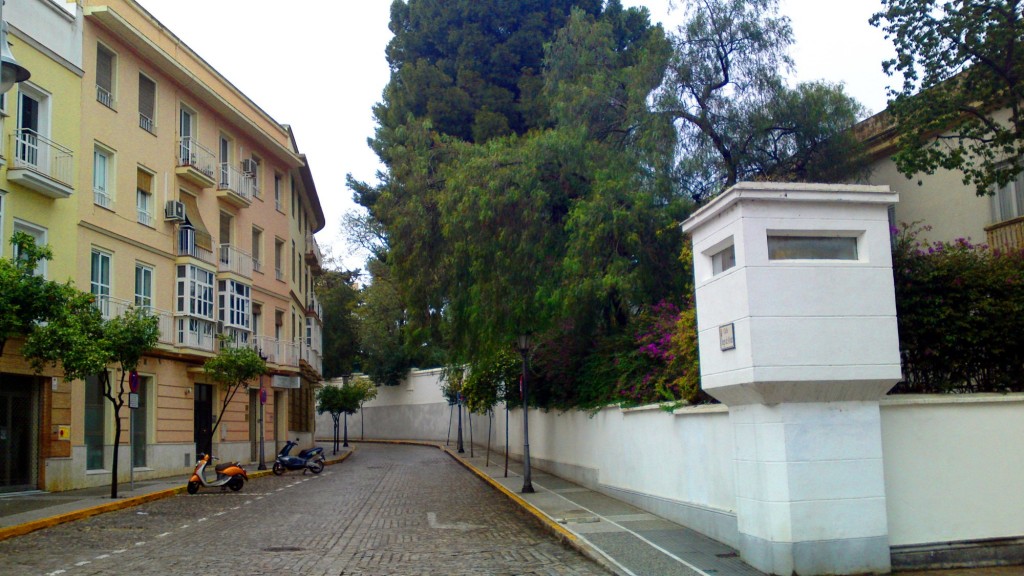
[186,453,248,494]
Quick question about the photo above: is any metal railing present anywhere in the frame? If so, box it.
[275,268,285,282]
[94,190,113,210]
[304,234,323,270]
[96,85,114,109]
[254,335,279,364]
[218,244,253,278]
[252,257,262,274]
[218,163,255,203]
[279,340,299,367]
[306,293,322,319]
[178,137,216,180]
[301,345,322,375]
[177,226,215,264]
[139,113,154,133]
[12,129,75,187]
[138,209,154,227]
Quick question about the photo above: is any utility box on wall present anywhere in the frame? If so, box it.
[683,182,902,405]
[682,182,903,576]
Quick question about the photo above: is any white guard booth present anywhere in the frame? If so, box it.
[682,182,902,575]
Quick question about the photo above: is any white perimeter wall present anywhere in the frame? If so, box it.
[323,370,1024,551]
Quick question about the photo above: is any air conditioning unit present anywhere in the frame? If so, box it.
[164,200,185,221]
[241,158,257,175]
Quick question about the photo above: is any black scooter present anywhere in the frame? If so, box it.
[272,439,325,475]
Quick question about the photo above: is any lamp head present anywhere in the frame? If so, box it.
[517,333,531,352]
[0,20,30,95]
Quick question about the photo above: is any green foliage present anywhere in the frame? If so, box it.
[871,0,1024,195]
[656,0,866,202]
[317,378,376,416]
[0,232,57,355]
[317,268,361,378]
[891,223,1024,392]
[203,340,267,389]
[462,349,520,413]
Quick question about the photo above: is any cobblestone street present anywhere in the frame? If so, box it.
[0,444,605,576]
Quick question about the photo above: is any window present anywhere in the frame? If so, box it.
[290,182,296,215]
[135,263,153,309]
[994,171,1024,222]
[85,374,106,470]
[0,194,5,252]
[13,220,47,277]
[96,44,115,109]
[218,279,251,331]
[305,316,312,348]
[252,227,263,273]
[711,243,736,275]
[131,375,150,468]
[138,73,156,133]
[91,249,112,317]
[16,85,50,170]
[274,239,284,281]
[291,240,297,281]
[219,135,230,187]
[93,146,113,209]
[176,264,214,318]
[767,234,859,261]
[274,173,282,211]
[177,317,214,350]
[179,106,196,165]
[247,155,261,197]
[137,169,154,226]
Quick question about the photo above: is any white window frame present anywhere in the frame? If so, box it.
[993,170,1024,223]
[13,219,47,278]
[137,188,153,226]
[252,226,263,273]
[135,263,153,309]
[218,279,251,331]
[91,248,112,317]
[176,264,215,319]
[274,173,282,211]
[138,72,156,133]
[93,144,114,209]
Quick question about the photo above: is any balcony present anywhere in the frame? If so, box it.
[301,345,322,376]
[254,335,279,364]
[217,163,255,208]
[178,317,216,353]
[306,293,322,320]
[92,296,174,345]
[218,244,253,279]
[177,226,215,265]
[8,129,74,199]
[985,216,1024,252]
[176,137,217,188]
[139,113,155,134]
[304,234,323,274]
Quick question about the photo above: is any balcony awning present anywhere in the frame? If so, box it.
[180,192,212,251]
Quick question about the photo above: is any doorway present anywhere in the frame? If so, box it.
[193,383,213,457]
[249,389,259,463]
[0,375,39,493]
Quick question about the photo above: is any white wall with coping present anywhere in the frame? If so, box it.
[345,369,1024,568]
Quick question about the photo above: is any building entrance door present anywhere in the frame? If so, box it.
[193,383,213,457]
[0,375,38,493]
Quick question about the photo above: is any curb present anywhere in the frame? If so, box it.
[0,450,354,543]
[352,439,624,576]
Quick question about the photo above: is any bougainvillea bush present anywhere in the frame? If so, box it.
[891,223,1024,393]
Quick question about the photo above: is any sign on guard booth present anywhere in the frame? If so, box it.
[682,183,902,576]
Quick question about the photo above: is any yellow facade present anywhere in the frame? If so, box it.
[0,0,325,493]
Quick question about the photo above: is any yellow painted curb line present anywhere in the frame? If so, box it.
[0,449,355,543]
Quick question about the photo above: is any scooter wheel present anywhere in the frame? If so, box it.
[186,480,200,495]
[228,476,244,492]
[309,459,324,474]
[272,461,284,476]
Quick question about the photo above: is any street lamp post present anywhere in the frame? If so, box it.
[0,1,32,95]
[257,349,268,470]
[517,334,534,493]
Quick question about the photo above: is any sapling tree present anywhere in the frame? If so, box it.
[24,299,159,499]
[0,232,55,357]
[202,338,268,453]
[317,378,374,452]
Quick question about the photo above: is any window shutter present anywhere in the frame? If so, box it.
[137,169,153,194]
[138,75,156,118]
[96,47,113,92]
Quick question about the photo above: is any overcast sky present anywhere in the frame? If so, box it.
[136,0,895,271]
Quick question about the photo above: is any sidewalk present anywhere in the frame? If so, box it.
[434,442,1023,576]
[0,444,352,542]
[0,440,1020,576]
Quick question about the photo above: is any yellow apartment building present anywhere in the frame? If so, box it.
[0,0,325,493]
[0,0,84,493]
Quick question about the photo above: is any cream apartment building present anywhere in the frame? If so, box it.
[0,0,325,493]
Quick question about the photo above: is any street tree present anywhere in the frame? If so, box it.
[317,268,362,379]
[202,338,267,452]
[870,0,1024,194]
[0,232,55,357]
[656,0,866,202]
[24,300,159,499]
[317,378,375,451]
